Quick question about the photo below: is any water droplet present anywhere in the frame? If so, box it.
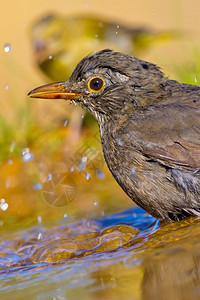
[85,172,91,180]
[0,199,8,211]
[115,31,118,35]
[64,119,68,127]
[48,55,53,60]
[70,166,75,172]
[33,183,42,190]
[195,76,198,83]
[131,168,136,175]
[94,201,98,206]
[48,173,52,181]
[86,221,91,227]
[4,84,9,90]
[4,44,12,53]
[22,148,33,162]
[78,156,87,171]
[37,232,43,240]
[116,25,120,29]
[95,170,105,179]
[64,213,68,218]
[81,115,84,119]
[37,216,42,224]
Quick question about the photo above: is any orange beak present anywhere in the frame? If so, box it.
[28,81,84,100]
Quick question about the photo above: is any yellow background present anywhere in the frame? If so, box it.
[1,0,200,101]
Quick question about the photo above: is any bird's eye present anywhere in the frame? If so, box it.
[88,77,104,93]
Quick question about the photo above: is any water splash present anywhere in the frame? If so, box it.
[37,233,43,240]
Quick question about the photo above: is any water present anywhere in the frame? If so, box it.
[4,44,12,53]
[85,172,91,180]
[95,169,105,179]
[64,119,68,127]
[0,147,200,299]
[1,206,200,299]
[22,148,33,162]
[0,199,8,211]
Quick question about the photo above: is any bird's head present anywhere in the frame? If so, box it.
[28,49,166,122]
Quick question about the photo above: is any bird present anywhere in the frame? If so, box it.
[28,49,200,221]
[31,14,174,81]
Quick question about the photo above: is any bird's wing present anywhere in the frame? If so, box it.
[126,103,200,170]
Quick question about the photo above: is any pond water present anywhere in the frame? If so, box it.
[1,201,200,300]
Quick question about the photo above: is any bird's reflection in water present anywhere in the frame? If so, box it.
[142,218,200,300]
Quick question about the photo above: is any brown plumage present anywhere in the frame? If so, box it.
[28,49,200,221]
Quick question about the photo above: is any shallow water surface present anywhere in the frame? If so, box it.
[1,206,200,300]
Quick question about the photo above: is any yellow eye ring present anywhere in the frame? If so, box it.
[88,77,105,93]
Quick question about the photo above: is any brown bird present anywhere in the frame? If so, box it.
[28,49,200,221]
